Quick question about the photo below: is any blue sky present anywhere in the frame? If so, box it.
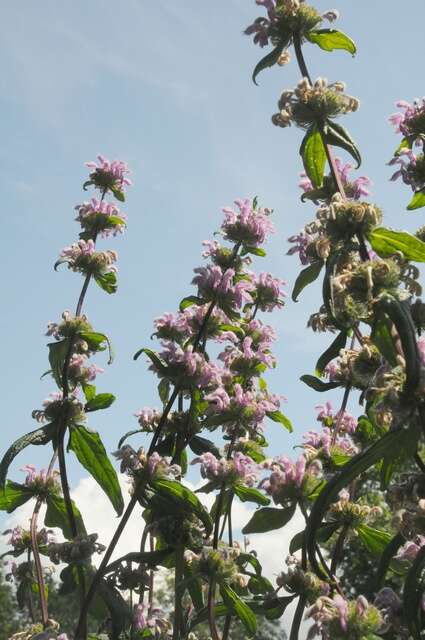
[2,0,425,547]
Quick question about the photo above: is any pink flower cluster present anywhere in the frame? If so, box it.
[254,272,287,311]
[397,535,425,561]
[389,148,425,192]
[389,98,425,141]
[155,341,225,389]
[221,198,275,247]
[299,158,371,201]
[315,401,357,434]
[205,383,280,434]
[69,353,104,383]
[134,407,162,432]
[86,154,132,192]
[303,428,357,458]
[75,197,127,237]
[260,455,322,503]
[192,265,254,309]
[60,239,118,274]
[245,1,339,48]
[192,451,259,487]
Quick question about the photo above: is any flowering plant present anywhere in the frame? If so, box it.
[2,2,425,640]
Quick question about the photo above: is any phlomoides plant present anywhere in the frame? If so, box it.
[2,1,425,640]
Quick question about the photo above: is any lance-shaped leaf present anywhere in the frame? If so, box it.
[375,533,405,590]
[234,484,270,506]
[289,522,340,555]
[371,316,398,368]
[0,481,34,513]
[94,271,117,294]
[45,494,86,540]
[403,545,425,639]
[306,29,356,54]
[292,261,323,302]
[252,41,287,85]
[85,393,116,412]
[117,429,141,448]
[133,347,168,373]
[0,423,56,488]
[179,295,204,311]
[241,245,266,257]
[306,428,408,579]
[152,479,213,535]
[78,331,114,364]
[266,410,293,432]
[356,524,392,555]
[220,583,257,636]
[407,190,425,211]
[300,375,340,392]
[242,504,296,534]
[97,580,132,637]
[111,186,125,202]
[323,120,361,167]
[48,339,70,386]
[300,124,327,188]
[69,425,124,516]
[315,330,347,376]
[374,295,421,397]
[368,227,425,261]
[189,435,220,458]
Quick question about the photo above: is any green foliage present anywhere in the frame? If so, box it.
[306,29,357,54]
[0,424,55,489]
[68,425,124,515]
[242,504,296,534]
[45,494,86,539]
[368,227,425,261]
[291,260,323,302]
[300,124,327,188]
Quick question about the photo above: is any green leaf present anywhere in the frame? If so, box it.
[179,295,204,312]
[133,347,167,373]
[97,580,131,637]
[306,29,356,54]
[266,410,293,432]
[85,393,116,412]
[152,479,213,535]
[82,383,97,402]
[356,524,392,555]
[371,316,398,367]
[158,379,170,405]
[117,429,141,448]
[242,504,296,534]
[306,428,409,579]
[394,137,412,156]
[48,339,70,386]
[300,374,340,392]
[217,324,245,338]
[78,331,113,364]
[368,227,425,261]
[375,533,405,590]
[111,187,125,202]
[289,522,340,554]
[241,246,266,257]
[185,568,204,612]
[403,545,425,639]
[0,424,56,489]
[292,261,323,302]
[252,42,286,85]
[237,552,262,576]
[323,120,361,168]
[69,425,124,516]
[189,435,220,458]
[374,295,421,397]
[94,271,117,294]
[45,494,86,539]
[300,124,327,188]
[0,481,33,513]
[315,331,347,376]
[407,190,425,211]
[220,583,256,636]
[234,484,270,506]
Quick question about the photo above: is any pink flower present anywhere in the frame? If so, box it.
[75,198,127,237]
[388,98,425,141]
[397,536,425,561]
[254,272,287,312]
[221,198,275,247]
[86,155,132,193]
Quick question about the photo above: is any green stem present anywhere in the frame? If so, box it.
[289,595,306,640]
